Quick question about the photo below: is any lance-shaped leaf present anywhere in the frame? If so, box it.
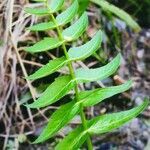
[90,0,141,32]
[25,75,75,108]
[79,80,132,107]
[55,126,88,150]
[88,99,149,134]
[56,100,148,149]
[25,37,64,53]
[28,0,78,31]
[78,0,89,15]
[62,12,88,41]
[34,101,80,143]
[68,30,102,61]
[24,7,49,16]
[26,57,68,80]
[47,0,64,13]
[27,22,56,31]
[56,0,78,26]
[75,53,121,82]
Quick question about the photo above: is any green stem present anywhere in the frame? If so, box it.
[49,10,93,150]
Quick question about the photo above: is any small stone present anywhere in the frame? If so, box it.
[137,49,144,59]
[100,108,106,114]
[146,31,150,38]
[84,83,92,90]
[130,118,140,132]
[114,18,126,31]
[142,131,149,139]
[139,36,145,43]
[136,139,144,149]
[39,55,43,59]
[135,97,143,106]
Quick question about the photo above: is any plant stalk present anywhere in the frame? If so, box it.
[49,10,93,150]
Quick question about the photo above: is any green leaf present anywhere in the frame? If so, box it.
[78,0,89,15]
[62,12,88,41]
[28,0,78,31]
[68,30,102,61]
[75,53,121,82]
[47,0,64,13]
[79,80,132,107]
[25,37,64,53]
[56,0,79,26]
[26,57,67,80]
[90,0,141,32]
[24,7,49,16]
[34,101,80,143]
[25,75,75,108]
[55,126,88,150]
[27,22,56,31]
[88,99,149,134]
[56,99,148,149]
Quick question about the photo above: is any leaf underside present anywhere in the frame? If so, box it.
[47,0,64,13]
[24,1,146,149]
[26,30,103,80]
[24,7,49,16]
[27,57,67,80]
[28,0,78,31]
[25,75,75,108]
[62,12,88,41]
[80,80,132,107]
[56,99,148,149]
[34,101,80,143]
[26,54,122,108]
[68,30,102,61]
[56,0,79,26]
[25,37,64,53]
[88,99,149,134]
[33,80,133,144]
[75,53,121,82]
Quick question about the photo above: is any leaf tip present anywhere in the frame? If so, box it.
[24,7,31,13]
[24,47,30,52]
[117,53,122,59]
[25,75,35,80]
[32,137,42,144]
[25,27,30,31]
[143,98,149,106]
[24,103,37,109]
[24,46,34,53]
[126,80,133,87]
[115,53,122,65]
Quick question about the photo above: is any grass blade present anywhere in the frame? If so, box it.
[91,0,141,32]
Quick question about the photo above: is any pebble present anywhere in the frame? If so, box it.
[130,118,140,132]
[135,97,144,105]
[137,49,144,59]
